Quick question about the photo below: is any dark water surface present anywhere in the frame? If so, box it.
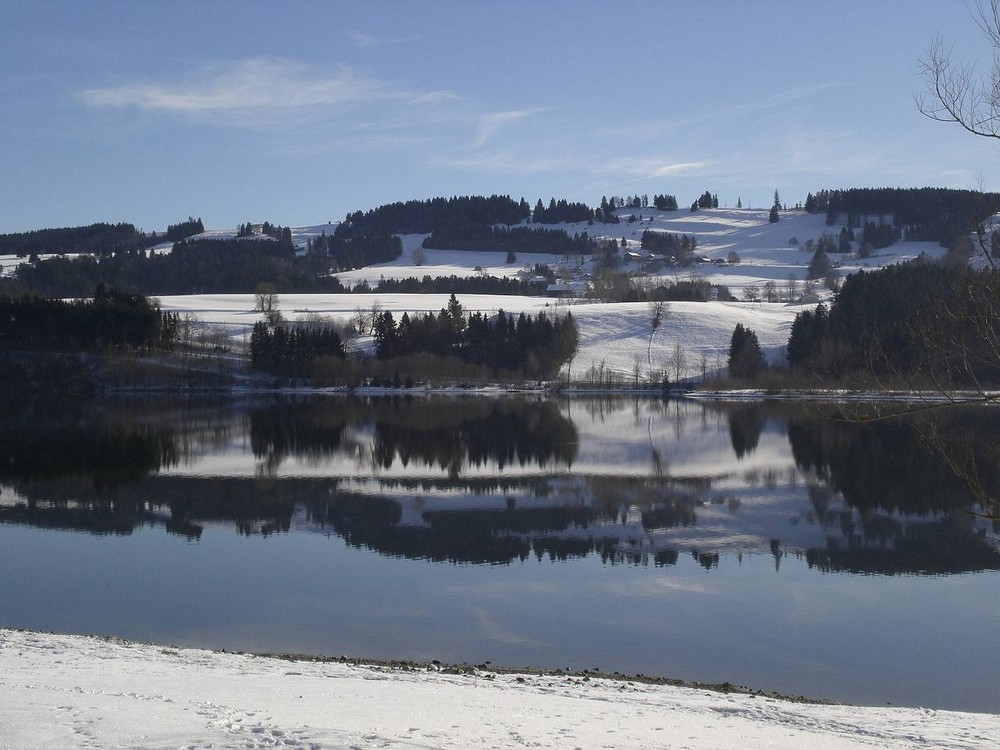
[1,395,998,712]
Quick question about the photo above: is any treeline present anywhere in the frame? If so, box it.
[236,220,291,243]
[371,273,546,296]
[652,279,733,302]
[373,297,578,379]
[249,321,346,376]
[786,263,1000,385]
[692,190,719,210]
[598,193,683,219]
[335,195,530,238]
[531,198,594,224]
[640,229,699,263]
[804,187,1000,244]
[0,222,156,258]
[587,270,733,304]
[0,286,175,352]
[422,224,593,255]
[9,237,345,298]
[0,218,205,259]
[305,232,402,271]
[651,194,679,210]
[165,217,204,242]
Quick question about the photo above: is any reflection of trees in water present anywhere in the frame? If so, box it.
[0,398,240,490]
[786,407,1000,574]
[1,476,317,540]
[311,492,532,565]
[728,405,765,459]
[786,408,999,515]
[641,502,698,530]
[4,397,999,575]
[805,511,1000,575]
[368,398,578,475]
[249,400,349,475]
[6,466,999,574]
[247,396,579,476]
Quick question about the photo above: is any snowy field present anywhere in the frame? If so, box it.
[157,292,799,379]
[2,629,996,750]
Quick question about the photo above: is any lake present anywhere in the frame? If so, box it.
[1,394,998,712]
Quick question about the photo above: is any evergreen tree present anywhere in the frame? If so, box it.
[807,249,832,280]
[728,323,764,379]
[838,227,852,253]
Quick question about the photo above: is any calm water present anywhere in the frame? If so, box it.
[1,395,998,712]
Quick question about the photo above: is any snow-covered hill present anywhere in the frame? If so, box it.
[156,208,948,379]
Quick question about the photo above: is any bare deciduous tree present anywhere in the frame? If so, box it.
[352,306,370,336]
[670,343,687,384]
[254,282,278,314]
[368,301,383,335]
[917,1,1000,143]
[785,275,800,302]
[647,300,670,365]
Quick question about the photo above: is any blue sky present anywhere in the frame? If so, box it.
[3,1,999,233]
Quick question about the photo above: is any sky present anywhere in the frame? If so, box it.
[3,0,1000,234]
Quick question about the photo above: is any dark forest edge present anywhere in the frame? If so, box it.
[3,186,998,300]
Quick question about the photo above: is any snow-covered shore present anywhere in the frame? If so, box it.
[1,629,996,749]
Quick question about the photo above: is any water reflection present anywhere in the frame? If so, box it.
[249,397,578,476]
[1,396,997,575]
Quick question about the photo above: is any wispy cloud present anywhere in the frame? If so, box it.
[601,82,843,139]
[600,157,711,179]
[76,58,457,127]
[707,81,845,126]
[346,31,423,48]
[473,108,542,147]
[434,150,577,175]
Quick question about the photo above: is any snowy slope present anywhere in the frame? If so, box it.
[158,292,800,380]
[2,629,995,750]
[152,208,949,379]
